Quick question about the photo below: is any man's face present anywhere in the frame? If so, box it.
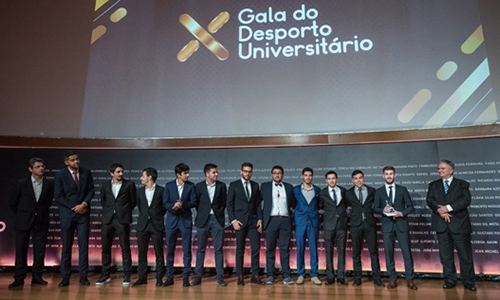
[177,170,190,183]
[272,168,283,183]
[352,173,365,188]
[240,166,252,181]
[140,171,151,185]
[64,154,80,170]
[383,170,395,185]
[326,174,337,188]
[111,167,124,182]
[29,162,45,177]
[206,168,218,183]
[438,163,453,179]
[302,171,313,185]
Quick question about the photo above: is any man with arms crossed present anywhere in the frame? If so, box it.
[133,167,166,287]
[293,167,322,285]
[346,169,384,287]
[227,162,264,286]
[261,165,296,285]
[426,160,476,291]
[318,171,348,285]
[54,150,94,287]
[96,164,137,286]
[163,163,197,287]
[190,163,228,286]
[373,166,417,290]
[8,157,54,289]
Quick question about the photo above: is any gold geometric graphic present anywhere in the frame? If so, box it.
[461,25,484,55]
[177,12,230,62]
[91,25,107,44]
[95,0,109,11]
[398,89,432,123]
[473,101,497,125]
[110,7,127,23]
[91,1,128,44]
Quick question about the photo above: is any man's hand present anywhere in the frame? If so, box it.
[440,212,452,223]
[383,205,394,214]
[257,220,263,233]
[232,220,243,231]
[173,200,183,210]
[72,203,87,214]
[437,205,449,214]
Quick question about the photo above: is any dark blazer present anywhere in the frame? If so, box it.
[194,180,227,228]
[318,186,348,231]
[227,179,262,227]
[261,181,296,230]
[9,177,54,231]
[100,179,137,225]
[163,180,197,229]
[136,185,165,232]
[426,178,472,234]
[373,185,414,233]
[54,167,95,219]
[346,185,376,227]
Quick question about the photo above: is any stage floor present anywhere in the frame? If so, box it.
[1,272,498,300]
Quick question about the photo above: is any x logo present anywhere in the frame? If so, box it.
[177,12,230,62]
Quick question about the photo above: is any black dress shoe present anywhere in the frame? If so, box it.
[250,276,265,285]
[79,278,91,286]
[132,279,147,286]
[443,283,456,289]
[337,278,348,285]
[374,279,385,287]
[217,277,227,286]
[163,278,174,287]
[325,278,334,285]
[465,285,477,291]
[156,279,163,286]
[59,279,70,287]
[183,278,190,287]
[237,275,244,286]
[8,280,24,289]
[32,278,48,285]
[190,277,201,286]
[353,279,362,286]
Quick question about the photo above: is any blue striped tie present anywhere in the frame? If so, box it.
[444,180,450,194]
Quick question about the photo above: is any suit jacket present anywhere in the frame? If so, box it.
[194,180,227,228]
[163,179,197,229]
[9,177,54,231]
[261,181,296,230]
[373,184,414,233]
[346,185,376,227]
[54,167,95,219]
[101,179,137,225]
[318,186,348,231]
[136,185,165,232]
[227,179,262,228]
[293,184,321,228]
[426,177,472,234]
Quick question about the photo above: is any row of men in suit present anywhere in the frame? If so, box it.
[8,153,476,292]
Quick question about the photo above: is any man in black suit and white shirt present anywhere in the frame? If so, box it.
[426,160,476,291]
[227,162,264,286]
[96,163,137,286]
[373,166,417,290]
[318,171,348,285]
[190,163,228,287]
[133,167,165,287]
[8,157,54,289]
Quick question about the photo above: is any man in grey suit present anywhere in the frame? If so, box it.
[318,171,348,285]
[373,166,417,290]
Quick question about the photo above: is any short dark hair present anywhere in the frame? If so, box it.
[302,167,313,175]
[241,162,253,170]
[142,167,157,182]
[271,165,284,174]
[110,163,124,173]
[29,157,44,168]
[175,163,190,175]
[440,159,455,169]
[325,170,337,179]
[63,150,77,161]
[382,166,396,173]
[352,169,364,178]
[204,163,218,175]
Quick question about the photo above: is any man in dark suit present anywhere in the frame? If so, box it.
[227,162,264,286]
[133,167,165,287]
[293,167,322,285]
[426,159,476,291]
[347,169,384,287]
[318,171,348,285]
[190,163,227,287]
[96,163,137,286]
[8,157,54,289]
[261,165,296,285]
[54,150,95,287]
[373,166,417,290]
[163,163,197,287]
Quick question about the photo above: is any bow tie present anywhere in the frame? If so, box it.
[275,183,282,187]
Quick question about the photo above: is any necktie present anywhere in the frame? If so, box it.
[332,189,337,206]
[444,180,449,194]
[358,188,363,204]
[388,186,393,205]
[245,182,250,200]
[73,170,79,188]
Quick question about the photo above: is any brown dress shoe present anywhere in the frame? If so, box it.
[407,280,418,290]
[387,280,398,289]
[250,276,265,285]
[237,275,244,286]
